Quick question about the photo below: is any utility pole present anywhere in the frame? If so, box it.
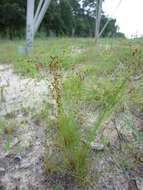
[26,0,52,54]
[95,0,122,45]
[26,0,35,54]
[95,0,103,45]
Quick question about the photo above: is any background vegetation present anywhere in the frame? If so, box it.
[0,0,125,39]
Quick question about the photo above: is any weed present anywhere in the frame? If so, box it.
[45,53,128,181]
[6,136,11,152]
[58,112,89,179]
[49,56,63,118]
[62,72,84,101]
[46,56,89,180]
[4,112,16,119]
[56,183,61,190]
[28,138,33,146]
[20,118,28,125]
[33,114,41,125]
[0,118,16,135]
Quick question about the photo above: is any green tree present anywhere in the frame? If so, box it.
[0,0,124,39]
[60,0,73,36]
[0,2,25,39]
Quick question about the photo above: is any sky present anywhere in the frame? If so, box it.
[103,0,143,38]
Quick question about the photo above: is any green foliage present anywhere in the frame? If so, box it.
[46,56,89,180]
[60,0,73,36]
[58,113,89,179]
[0,1,26,39]
[56,183,61,190]
[45,45,131,181]
[6,136,11,152]
[48,74,127,180]
[28,138,33,146]
[0,0,121,38]
[0,38,143,184]
[63,73,84,99]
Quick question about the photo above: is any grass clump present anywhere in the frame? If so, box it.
[45,56,89,180]
[62,72,85,101]
[0,38,87,77]
[0,117,16,135]
[58,112,89,179]
[45,54,128,182]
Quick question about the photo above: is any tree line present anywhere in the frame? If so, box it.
[0,0,125,39]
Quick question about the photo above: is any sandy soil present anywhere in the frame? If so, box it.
[0,64,143,190]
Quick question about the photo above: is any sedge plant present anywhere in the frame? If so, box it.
[45,55,129,182]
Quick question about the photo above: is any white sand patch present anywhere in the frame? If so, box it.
[0,64,54,115]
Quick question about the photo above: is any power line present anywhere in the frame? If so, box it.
[99,0,123,38]
[110,0,122,17]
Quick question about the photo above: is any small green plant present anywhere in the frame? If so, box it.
[6,136,11,152]
[20,117,28,125]
[28,138,33,146]
[58,112,89,179]
[56,183,61,190]
[62,72,85,101]
[33,112,43,125]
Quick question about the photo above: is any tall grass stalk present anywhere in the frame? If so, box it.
[46,55,129,181]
